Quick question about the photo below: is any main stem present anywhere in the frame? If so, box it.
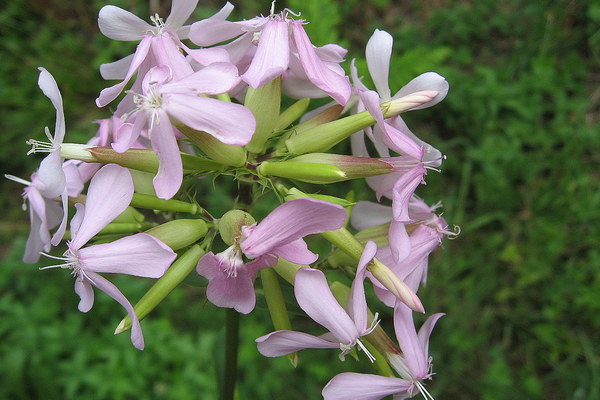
[223,308,240,400]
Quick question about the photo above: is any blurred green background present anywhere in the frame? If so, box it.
[1,0,599,399]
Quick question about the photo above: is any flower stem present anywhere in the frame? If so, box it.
[223,308,239,400]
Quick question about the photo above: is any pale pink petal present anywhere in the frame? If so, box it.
[100,54,134,80]
[418,313,445,358]
[185,47,231,66]
[161,62,240,95]
[205,268,256,314]
[366,29,393,101]
[294,268,359,345]
[390,115,443,166]
[165,95,255,145]
[242,19,289,88]
[351,201,393,231]
[149,110,183,200]
[392,166,426,222]
[240,198,346,259]
[84,271,144,350]
[77,233,175,277]
[50,190,68,246]
[63,161,84,197]
[149,35,194,80]
[96,36,152,107]
[393,303,427,378]
[69,164,134,250]
[393,72,449,109]
[69,203,85,241]
[256,330,339,357]
[347,241,376,332]
[74,278,94,312]
[291,23,351,105]
[37,151,66,199]
[389,220,410,263]
[322,373,411,400]
[112,115,145,153]
[165,0,199,30]
[269,238,317,265]
[98,5,151,41]
[37,68,65,144]
[189,14,242,46]
[195,252,220,280]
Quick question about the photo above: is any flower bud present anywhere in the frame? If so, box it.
[274,98,310,132]
[145,219,208,250]
[288,153,394,179]
[258,160,347,184]
[218,210,256,245]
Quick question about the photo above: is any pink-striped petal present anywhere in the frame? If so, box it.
[242,19,289,88]
[322,373,411,400]
[241,198,346,259]
[98,5,151,41]
[165,95,255,145]
[295,268,359,345]
[256,330,339,357]
[291,23,351,105]
[69,164,134,250]
[84,271,144,350]
[77,233,175,277]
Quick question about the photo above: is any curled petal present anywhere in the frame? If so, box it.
[348,241,377,332]
[256,330,339,357]
[393,72,449,109]
[149,110,183,200]
[85,271,144,350]
[291,23,351,105]
[392,166,426,222]
[74,277,94,312]
[37,68,65,144]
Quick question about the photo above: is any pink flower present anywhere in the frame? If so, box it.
[256,241,379,361]
[323,302,444,400]
[189,6,352,104]
[114,64,255,199]
[196,198,347,314]
[41,164,176,349]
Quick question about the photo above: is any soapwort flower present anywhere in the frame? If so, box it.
[39,164,176,349]
[196,198,346,314]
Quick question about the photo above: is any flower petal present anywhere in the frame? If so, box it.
[74,277,94,312]
[348,241,377,332]
[37,68,65,144]
[256,330,339,357]
[69,164,134,250]
[100,54,134,80]
[37,150,66,199]
[241,198,346,259]
[165,95,255,145]
[242,19,289,88]
[393,72,449,109]
[366,29,393,101]
[161,62,240,95]
[351,201,393,231]
[389,220,410,263]
[393,303,427,378]
[98,5,151,41]
[149,110,183,200]
[165,0,199,30]
[322,373,411,400]
[77,233,175,277]
[392,166,426,222]
[269,238,318,265]
[84,271,144,350]
[294,268,358,345]
[291,22,351,105]
[188,7,242,46]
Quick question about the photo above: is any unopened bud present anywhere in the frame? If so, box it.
[368,259,424,313]
[218,210,255,245]
[258,160,347,184]
[145,219,208,250]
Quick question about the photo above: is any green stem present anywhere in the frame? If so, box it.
[223,309,239,400]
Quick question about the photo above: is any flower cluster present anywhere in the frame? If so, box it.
[7,1,458,398]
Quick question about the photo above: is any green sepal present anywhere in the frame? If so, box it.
[244,77,281,154]
[145,219,208,250]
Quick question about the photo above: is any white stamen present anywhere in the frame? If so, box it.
[415,380,435,400]
[4,174,31,187]
[25,138,57,155]
[355,338,376,363]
